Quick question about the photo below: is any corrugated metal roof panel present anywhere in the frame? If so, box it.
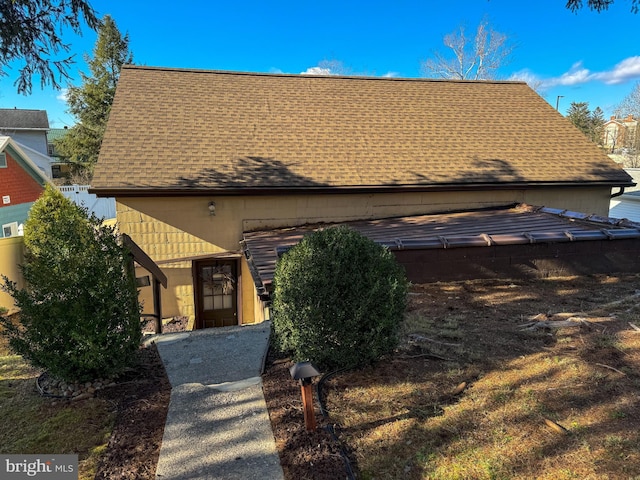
[602,229,640,239]
[242,204,640,290]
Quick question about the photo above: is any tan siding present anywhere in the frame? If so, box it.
[0,237,24,314]
[523,188,611,216]
[116,188,611,323]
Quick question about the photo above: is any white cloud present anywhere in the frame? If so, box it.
[550,62,593,86]
[301,66,333,75]
[56,88,68,102]
[592,56,640,84]
[513,56,640,92]
[300,63,400,78]
[508,69,540,85]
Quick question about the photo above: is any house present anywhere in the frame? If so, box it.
[0,136,50,237]
[609,168,640,221]
[603,114,638,152]
[47,127,71,179]
[0,108,53,178]
[610,191,640,222]
[0,108,49,154]
[91,66,633,329]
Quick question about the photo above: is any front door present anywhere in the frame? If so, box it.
[194,259,238,328]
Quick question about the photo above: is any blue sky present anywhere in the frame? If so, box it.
[1,0,639,128]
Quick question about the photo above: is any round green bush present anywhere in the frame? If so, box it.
[271,225,408,371]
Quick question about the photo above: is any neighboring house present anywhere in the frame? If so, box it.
[47,127,71,179]
[603,114,638,152]
[10,140,53,179]
[0,108,54,178]
[91,66,633,329]
[0,136,50,237]
[0,108,49,156]
[609,168,640,221]
[610,191,640,222]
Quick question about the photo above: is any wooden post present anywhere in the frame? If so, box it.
[153,277,162,334]
[300,382,316,431]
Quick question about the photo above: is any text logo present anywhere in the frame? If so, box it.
[1,455,78,479]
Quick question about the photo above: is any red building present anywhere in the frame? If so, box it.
[0,136,49,237]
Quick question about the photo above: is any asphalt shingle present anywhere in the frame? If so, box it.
[92,66,632,192]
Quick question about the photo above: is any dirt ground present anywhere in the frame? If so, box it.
[94,275,640,479]
[262,274,640,479]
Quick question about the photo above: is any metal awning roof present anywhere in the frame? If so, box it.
[241,204,640,296]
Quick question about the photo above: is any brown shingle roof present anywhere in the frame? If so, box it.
[92,66,632,193]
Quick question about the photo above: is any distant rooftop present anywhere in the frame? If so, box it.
[47,127,70,142]
[0,108,49,130]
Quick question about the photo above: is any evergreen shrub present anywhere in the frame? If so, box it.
[271,225,408,371]
[0,186,141,382]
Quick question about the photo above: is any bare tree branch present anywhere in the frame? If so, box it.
[421,20,513,81]
[566,0,639,13]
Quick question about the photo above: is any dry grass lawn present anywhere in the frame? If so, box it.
[323,274,640,480]
[0,329,115,479]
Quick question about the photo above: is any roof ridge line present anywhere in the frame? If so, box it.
[121,65,527,85]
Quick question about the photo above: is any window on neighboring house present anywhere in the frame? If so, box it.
[0,152,6,168]
[2,222,18,238]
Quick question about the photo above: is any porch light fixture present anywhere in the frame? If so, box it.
[208,201,216,216]
[289,361,321,431]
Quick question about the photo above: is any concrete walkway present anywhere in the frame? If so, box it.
[151,322,284,480]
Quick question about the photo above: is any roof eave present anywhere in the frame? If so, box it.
[90,181,635,198]
[0,127,49,131]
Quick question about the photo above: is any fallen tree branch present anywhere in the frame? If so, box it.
[408,334,461,347]
[518,317,592,331]
[595,363,626,376]
[629,322,640,333]
[600,290,640,309]
[451,382,467,396]
[543,418,568,434]
[400,353,452,362]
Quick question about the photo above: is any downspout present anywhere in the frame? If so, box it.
[611,187,626,199]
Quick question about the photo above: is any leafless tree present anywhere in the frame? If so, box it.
[612,82,640,166]
[615,82,640,119]
[421,20,514,80]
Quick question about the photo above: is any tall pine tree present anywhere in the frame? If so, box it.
[0,0,100,94]
[567,102,592,136]
[590,106,605,147]
[566,101,605,147]
[55,15,133,183]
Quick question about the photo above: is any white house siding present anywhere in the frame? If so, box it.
[0,130,48,156]
[610,195,640,223]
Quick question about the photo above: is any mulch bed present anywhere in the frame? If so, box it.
[261,352,354,480]
[94,319,348,479]
[94,344,171,480]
